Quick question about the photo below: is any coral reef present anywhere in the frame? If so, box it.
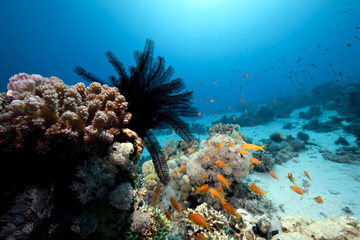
[74,39,198,183]
[274,215,360,240]
[0,73,156,239]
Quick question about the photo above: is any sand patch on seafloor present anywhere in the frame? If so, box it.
[146,106,360,221]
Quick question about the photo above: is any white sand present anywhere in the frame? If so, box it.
[147,106,360,220]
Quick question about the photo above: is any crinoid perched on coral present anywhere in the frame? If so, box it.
[74,39,198,183]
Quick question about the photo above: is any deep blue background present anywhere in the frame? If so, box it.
[1,0,359,113]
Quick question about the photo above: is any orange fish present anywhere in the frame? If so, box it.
[208,188,227,202]
[170,197,182,214]
[243,72,250,78]
[217,174,232,192]
[290,185,303,197]
[237,135,243,141]
[248,183,267,199]
[188,148,196,153]
[287,172,297,186]
[228,141,235,147]
[215,160,231,168]
[210,99,215,103]
[233,116,236,121]
[228,106,231,110]
[212,80,216,84]
[204,155,210,162]
[304,171,312,181]
[163,155,169,161]
[188,213,212,232]
[250,157,262,165]
[249,162,254,173]
[214,114,218,117]
[221,199,241,218]
[206,140,210,146]
[238,148,251,155]
[218,184,226,195]
[194,98,197,103]
[173,171,178,183]
[273,99,277,104]
[179,165,186,174]
[285,114,289,119]
[280,134,285,138]
[195,233,208,240]
[194,184,209,194]
[151,184,163,208]
[313,196,324,203]
[216,142,225,150]
[198,112,202,116]
[240,99,244,105]
[241,143,267,152]
[201,173,209,179]
[163,210,172,221]
[172,129,175,134]
[269,171,279,180]
[245,109,247,114]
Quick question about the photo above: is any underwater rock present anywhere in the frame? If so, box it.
[180,175,192,201]
[302,119,320,131]
[282,122,293,130]
[328,189,340,195]
[297,131,310,142]
[270,133,284,143]
[342,206,354,215]
[274,215,360,240]
[335,136,349,146]
[299,106,321,119]
[344,122,360,142]
[329,146,360,165]
[275,146,296,164]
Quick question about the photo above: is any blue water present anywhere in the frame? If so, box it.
[1,0,359,113]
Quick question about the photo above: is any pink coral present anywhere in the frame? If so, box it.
[0,73,132,153]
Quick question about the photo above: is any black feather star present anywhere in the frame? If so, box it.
[74,39,198,183]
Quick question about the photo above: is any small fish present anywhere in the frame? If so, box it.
[188,148,196,153]
[215,160,231,168]
[163,155,169,161]
[241,143,267,152]
[179,165,186,174]
[214,114,218,117]
[173,171,178,183]
[248,183,267,199]
[201,173,209,179]
[217,174,232,192]
[198,112,202,116]
[280,134,285,138]
[195,184,209,194]
[170,197,182,214]
[216,142,225,150]
[208,188,227,202]
[152,184,163,209]
[286,114,289,119]
[290,185,303,197]
[245,109,248,114]
[243,72,250,78]
[212,80,216,84]
[273,99,277,104]
[221,199,242,218]
[204,155,210,162]
[172,129,175,134]
[250,157,263,165]
[188,213,212,232]
[313,196,324,203]
[206,140,210,146]
[240,99,244,105]
[249,162,254,173]
[269,171,279,180]
[287,172,297,186]
[219,184,226,195]
[304,171,312,181]
[228,106,231,110]
[233,116,236,121]
[237,135,243,141]
[228,141,235,147]
[210,99,215,103]
[195,233,209,240]
[163,211,173,221]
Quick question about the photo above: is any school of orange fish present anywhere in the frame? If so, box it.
[152,136,323,238]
